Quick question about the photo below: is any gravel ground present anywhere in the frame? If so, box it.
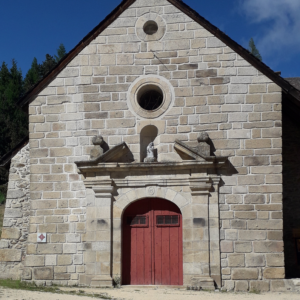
[0,286,300,300]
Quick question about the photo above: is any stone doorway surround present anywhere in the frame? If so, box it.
[75,139,227,288]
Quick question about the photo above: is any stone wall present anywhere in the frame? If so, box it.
[0,144,30,279]
[26,0,283,289]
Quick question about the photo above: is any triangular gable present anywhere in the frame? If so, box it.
[17,0,300,110]
[76,142,134,166]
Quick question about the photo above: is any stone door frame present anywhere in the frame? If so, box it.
[111,176,221,287]
[77,160,223,287]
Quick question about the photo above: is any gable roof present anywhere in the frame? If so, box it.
[2,0,300,168]
[17,0,300,110]
[286,78,300,91]
[0,137,29,169]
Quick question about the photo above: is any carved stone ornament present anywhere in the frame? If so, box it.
[77,142,134,167]
[196,132,210,157]
[174,132,226,163]
[90,135,105,160]
[144,142,157,163]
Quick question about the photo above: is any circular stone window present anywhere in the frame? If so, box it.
[143,21,158,35]
[137,85,163,111]
[127,76,175,119]
[136,14,166,42]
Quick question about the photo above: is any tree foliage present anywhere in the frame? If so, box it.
[0,60,27,158]
[249,37,262,61]
[0,60,28,187]
[54,43,67,63]
[23,44,67,93]
[23,57,40,93]
[0,43,67,191]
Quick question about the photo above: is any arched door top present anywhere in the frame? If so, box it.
[122,198,183,286]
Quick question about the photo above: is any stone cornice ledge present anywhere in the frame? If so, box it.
[76,160,227,174]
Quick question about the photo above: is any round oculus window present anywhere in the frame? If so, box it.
[143,20,158,35]
[137,85,164,111]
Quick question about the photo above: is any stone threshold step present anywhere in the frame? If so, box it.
[121,285,186,289]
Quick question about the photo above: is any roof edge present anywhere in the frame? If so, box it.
[167,0,300,103]
[17,0,300,108]
[0,137,29,169]
[17,0,136,108]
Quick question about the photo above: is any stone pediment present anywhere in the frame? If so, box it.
[76,142,134,167]
[174,131,228,164]
[174,139,207,161]
[174,139,227,164]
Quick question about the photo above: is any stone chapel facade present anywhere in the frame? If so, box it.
[1,0,300,292]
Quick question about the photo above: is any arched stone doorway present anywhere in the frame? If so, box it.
[122,198,183,285]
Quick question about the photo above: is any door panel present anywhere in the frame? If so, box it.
[122,198,183,285]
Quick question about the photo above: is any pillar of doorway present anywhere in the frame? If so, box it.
[86,184,113,287]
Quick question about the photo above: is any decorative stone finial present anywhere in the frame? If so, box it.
[196,132,210,157]
[92,135,104,146]
[90,135,105,160]
[197,132,209,143]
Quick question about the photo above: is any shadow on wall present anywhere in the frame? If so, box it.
[282,102,300,278]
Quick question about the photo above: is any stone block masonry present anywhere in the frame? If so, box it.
[0,0,287,291]
[0,144,30,279]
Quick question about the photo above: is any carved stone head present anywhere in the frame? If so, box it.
[92,135,104,146]
[197,132,209,143]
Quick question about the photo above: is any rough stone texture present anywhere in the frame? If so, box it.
[0,249,22,262]
[2,0,286,288]
[33,267,54,280]
[0,144,30,278]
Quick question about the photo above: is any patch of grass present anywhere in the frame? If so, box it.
[0,279,60,292]
[113,274,121,288]
[93,294,112,299]
[0,279,114,299]
[249,288,261,294]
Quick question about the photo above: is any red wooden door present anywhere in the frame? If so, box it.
[122,198,183,285]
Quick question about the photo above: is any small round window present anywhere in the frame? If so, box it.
[137,85,163,111]
[143,21,158,35]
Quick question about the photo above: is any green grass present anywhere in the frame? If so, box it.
[249,288,261,294]
[0,279,60,292]
[0,279,113,299]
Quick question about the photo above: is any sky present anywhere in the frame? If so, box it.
[0,0,299,78]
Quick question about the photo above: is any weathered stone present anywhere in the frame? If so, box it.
[25,256,45,267]
[33,267,54,280]
[37,244,63,254]
[0,249,22,262]
[6,190,25,199]
[22,268,32,280]
[266,254,285,267]
[249,281,270,292]
[1,228,21,239]
[235,281,248,292]
[228,254,245,267]
[253,241,284,253]
[232,268,258,280]
[4,209,22,218]
[263,268,285,279]
[245,254,265,267]
[196,69,217,78]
